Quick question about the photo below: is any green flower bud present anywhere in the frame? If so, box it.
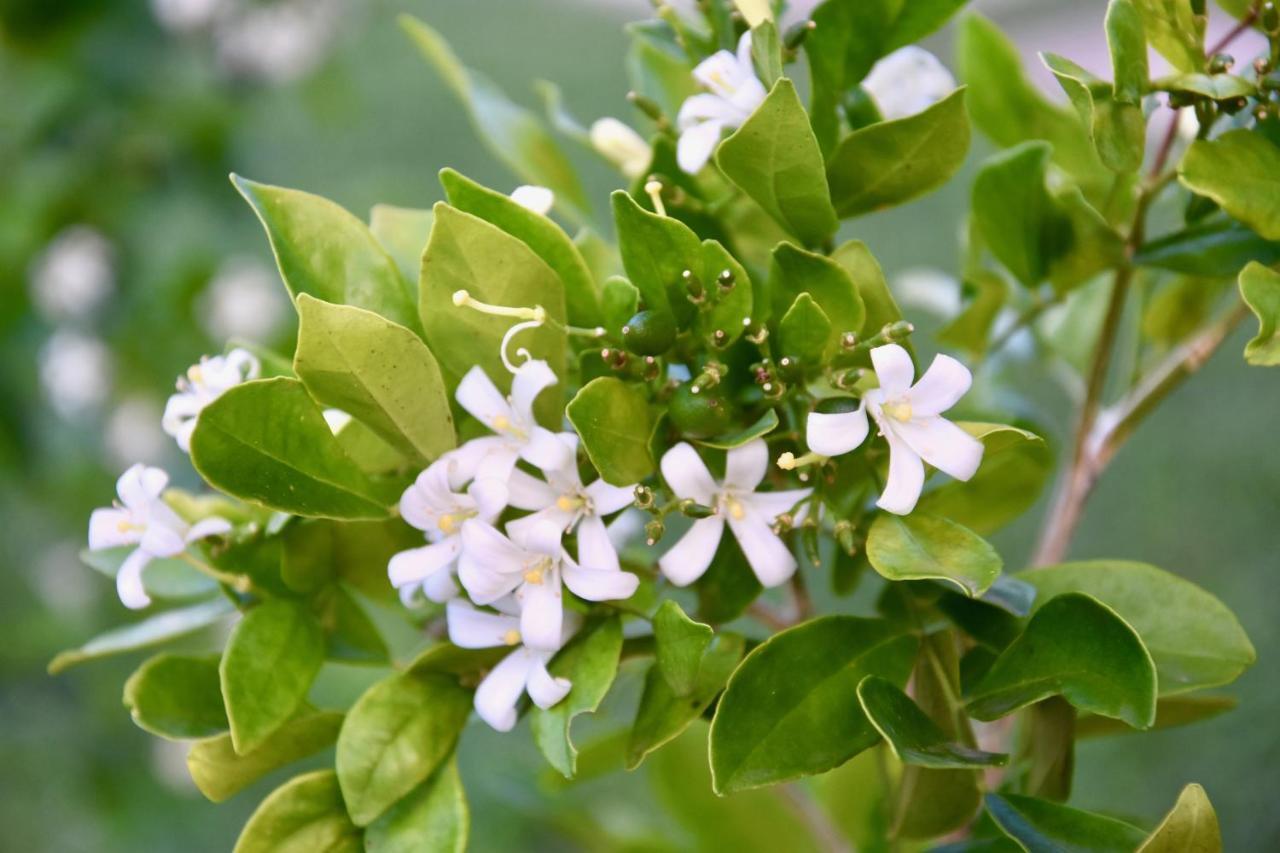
[621,309,677,356]
[668,382,735,438]
[678,498,717,518]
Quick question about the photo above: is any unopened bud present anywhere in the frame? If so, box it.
[644,518,665,545]
[633,485,655,510]
[834,367,867,390]
[1208,53,1234,75]
[840,331,859,350]
[883,320,914,341]
[1264,1,1280,35]
[627,90,667,124]
[683,268,706,303]
[802,522,821,567]
[716,268,735,292]
[772,512,795,534]
[784,19,816,50]
[678,499,716,519]
[834,519,857,556]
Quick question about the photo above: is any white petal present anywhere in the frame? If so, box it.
[186,517,231,542]
[563,556,639,602]
[584,478,635,516]
[526,652,572,709]
[116,548,153,610]
[474,445,519,493]
[444,437,502,485]
[456,366,511,430]
[117,464,167,511]
[908,353,972,417]
[806,406,870,458]
[423,569,460,603]
[446,599,519,648]
[457,521,525,603]
[506,469,558,511]
[520,426,574,473]
[505,507,575,547]
[510,360,558,421]
[893,416,984,482]
[677,93,741,128]
[870,344,916,397]
[692,49,741,97]
[676,119,725,174]
[862,47,956,121]
[388,539,460,588]
[660,442,718,504]
[510,518,564,557]
[88,507,140,550]
[139,522,186,558]
[877,433,926,515]
[226,347,261,380]
[724,438,769,491]
[576,515,619,572]
[727,514,797,588]
[473,650,531,732]
[510,185,554,216]
[658,516,725,586]
[469,476,511,522]
[745,488,813,522]
[734,29,755,69]
[519,573,564,652]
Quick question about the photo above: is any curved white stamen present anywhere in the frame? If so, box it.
[501,316,544,374]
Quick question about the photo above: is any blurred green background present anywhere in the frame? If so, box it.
[2,0,1275,850]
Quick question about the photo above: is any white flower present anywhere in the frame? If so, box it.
[457,519,639,652]
[28,225,114,324]
[87,464,231,609]
[675,31,767,174]
[446,599,573,732]
[590,118,651,180]
[506,433,636,572]
[161,349,260,452]
[388,452,502,606]
[861,47,957,121]
[658,439,811,588]
[806,343,983,516]
[509,185,554,216]
[150,0,221,33]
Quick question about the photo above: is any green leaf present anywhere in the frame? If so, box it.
[440,168,602,327]
[695,409,780,450]
[1139,783,1222,852]
[81,546,217,602]
[779,293,833,365]
[709,616,918,793]
[1180,131,1280,240]
[1136,220,1280,276]
[601,276,640,337]
[231,175,416,330]
[749,20,782,86]
[611,190,702,325]
[938,271,1008,357]
[1239,260,1280,365]
[187,709,343,803]
[1076,694,1237,738]
[831,240,905,341]
[967,593,1157,728]
[48,598,234,675]
[1017,560,1256,693]
[1132,0,1206,72]
[985,793,1147,853]
[233,770,361,853]
[1042,53,1145,174]
[565,377,654,486]
[1154,72,1255,99]
[221,601,325,754]
[1018,696,1077,802]
[652,599,713,696]
[971,142,1060,288]
[695,535,763,624]
[917,423,1051,535]
[364,759,468,853]
[827,88,971,218]
[399,15,589,223]
[191,377,390,520]
[123,653,227,740]
[316,586,388,664]
[857,676,1008,768]
[769,242,865,337]
[1107,0,1149,104]
[294,295,455,464]
[717,78,837,247]
[866,513,1003,598]
[369,204,433,290]
[696,238,754,348]
[532,616,623,778]
[625,24,699,121]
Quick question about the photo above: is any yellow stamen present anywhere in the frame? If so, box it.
[725,496,746,521]
[524,567,544,585]
[644,180,667,217]
[502,629,521,646]
[882,399,913,422]
[556,495,583,512]
[187,364,203,384]
[492,414,510,431]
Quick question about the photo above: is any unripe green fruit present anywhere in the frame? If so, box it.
[668,383,735,438]
[621,309,676,356]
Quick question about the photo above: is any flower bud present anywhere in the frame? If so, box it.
[1265,1,1280,34]
[883,320,915,341]
[1207,53,1234,74]
[683,268,706,304]
[716,268,735,292]
[644,518,665,545]
[678,498,716,518]
[633,484,655,510]
[590,117,651,180]
[622,309,677,356]
[626,90,667,124]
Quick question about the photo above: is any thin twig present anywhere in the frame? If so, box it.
[1207,6,1260,56]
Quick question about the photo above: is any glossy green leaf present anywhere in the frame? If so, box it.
[611,190,702,325]
[294,295,455,463]
[827,88,971,218]
[967,593,1157,728]
[857,676,1007,768]
[1017,560,1256,694]
[696,238,754,348]
[369,204,433,290]
[696,409,780,450]
[364,760,468,853]
[769,242,865,337]
[1155,72,1255,99]
[123,653,227,740]
[709,616,917,792]
[440,168,601,327]
[917,423,1051,535]
[866,512,1003,598]
[221,600,325,754]
[1107,0,1148,104]
[532,616,622,778]
[779,293,833,365]
[565,377,654,486]
[1239,260,1280,365]
[1139,783,1222,852]
[1136,220,1280,276]
[601,276,639,337]
[231,175,416,330]
[187,709,343,803]
[48,598,234,675]
[985,793,1147,853]
[335,671,470,826]
[191,378,390,519]
[1179,131,1280,240]
[717,78,836,247]
[233,770,361,853]
[1077,694,1237,738]
[652,599,713,697]
[400,15,589,223]
[1132,0,1206,72]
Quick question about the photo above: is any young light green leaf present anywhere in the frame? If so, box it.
[294,295,455,463]
[187,709,343,803]
[231,175,416,330]
[717,79,836,248]
[1179,131,1280,240]
[369,204,433,290]
[233,770,361,853]
[1132,0,1206,73]
[532,616,623,778]
[48,598,234,675]
[364,759,468,853]
[769,242,865,336]
[857,676,1007,769]
[695,409,780,451]
[779,293,833,365]
[866,513,1003,598]
[565,377,654,486]
[709,616,918,793]
[123,653,227,740]
[221,600,325,755]
[1107,0,1148,104]
[190,378,390,520]
[1138,783,1222,852]
[1238,260,1280,365]
[336,671,471,826]
[653,599,713,697]
[985,793,1147,853]
[967,593,1157,729]
[611,190,703,325]
[1017,560,1256,693]
[827,88,971,218]
[917,423,1051,535]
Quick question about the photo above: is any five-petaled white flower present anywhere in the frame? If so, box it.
[590,117,651,180]
[861,47,957,122]
[388,451,503,606]
[509,185,554,216]
[659,439,811,588]
[457,519,639,652]
[161,348,260,452]
[806,343,982,516]
[675,31,766,174]
[446,599,573,732]
[88,464,231,609]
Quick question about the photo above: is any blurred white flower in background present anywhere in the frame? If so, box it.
[590,118,651,180]
[105,395,170,468]
[150,0,222,33]
[894,268,962,318]
[213,0,341,84]
[197,256,288,342]
[510,185,555,216]
[28,226,115,325]
[39,330,113,420]
[31,541,98,615]
[862,47,957,121]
